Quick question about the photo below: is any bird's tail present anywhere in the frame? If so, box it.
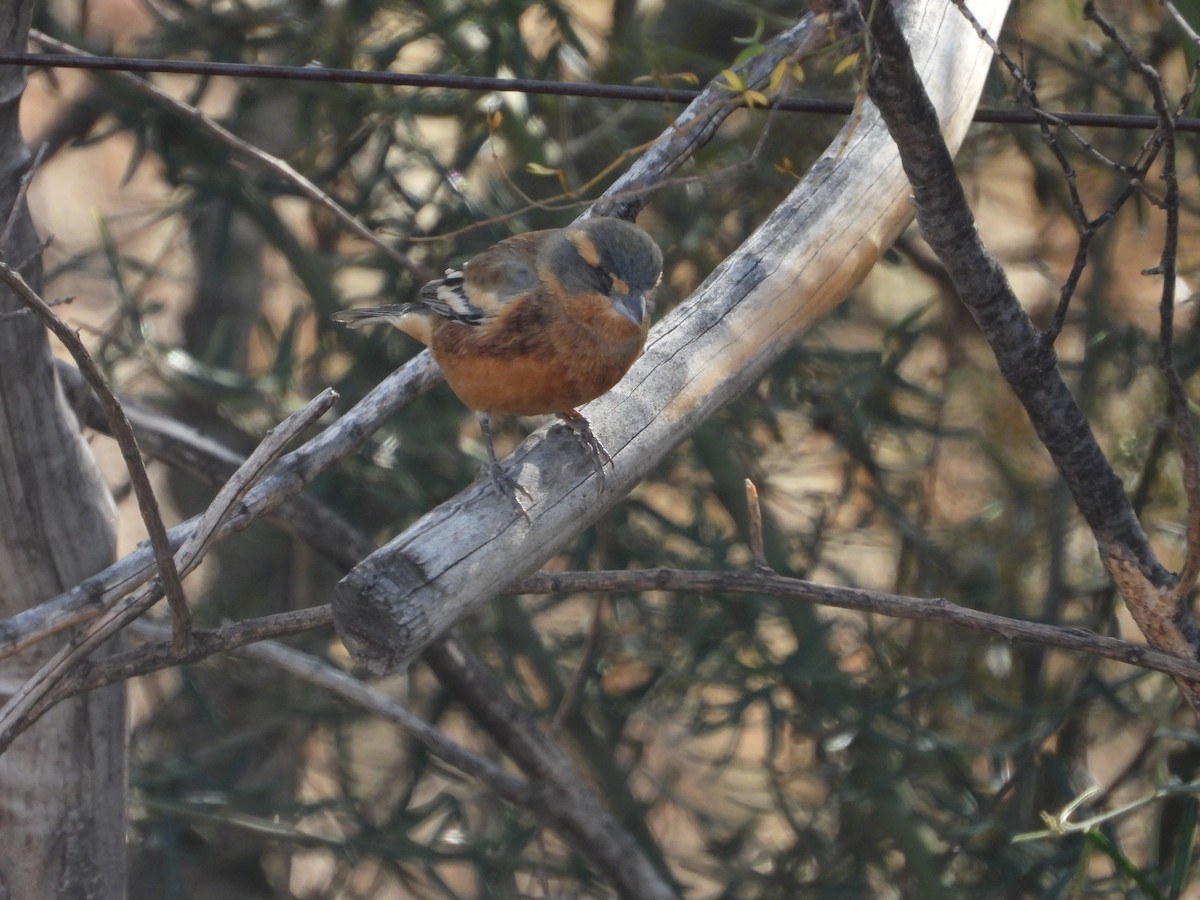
[331,305,415,329]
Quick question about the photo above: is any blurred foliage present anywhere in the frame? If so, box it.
[26,0,1200,896]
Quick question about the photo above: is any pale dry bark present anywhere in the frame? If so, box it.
[0,1,124,895]
[332,0,1013,671]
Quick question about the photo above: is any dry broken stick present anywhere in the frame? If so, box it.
[331,1,1010,671]
[0,387,338,752]
[0,351,441,661]
[0,259,192,654]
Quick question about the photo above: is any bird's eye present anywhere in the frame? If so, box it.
[593,268,613,293]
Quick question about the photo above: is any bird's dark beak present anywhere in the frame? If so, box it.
[612,290,645,328]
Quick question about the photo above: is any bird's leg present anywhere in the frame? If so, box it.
[477,412,531,521]
[556,409,613,480]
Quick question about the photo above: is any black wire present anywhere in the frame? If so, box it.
[1,50,1196,134]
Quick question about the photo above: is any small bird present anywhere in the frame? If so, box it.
[334,216,663,518]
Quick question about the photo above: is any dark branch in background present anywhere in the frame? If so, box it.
[213,635,537,809]
[4,43,1200,133]
[423,638,677,900]
[857,0,1200,710]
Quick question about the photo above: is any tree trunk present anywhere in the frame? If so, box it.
[0,2,125,896]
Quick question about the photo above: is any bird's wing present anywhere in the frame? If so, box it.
[418,231,548,327]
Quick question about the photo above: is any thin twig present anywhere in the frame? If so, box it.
[950,0,1161,342]
[1013,779,1200,842]
[745,478,770,573]
[28,567,1200,714]
[1162,0,1200,46]
[949,0,1130,173]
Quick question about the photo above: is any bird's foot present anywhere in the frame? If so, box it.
[476,411,531,522]
[556,409,613,481]
[485,460,532,523]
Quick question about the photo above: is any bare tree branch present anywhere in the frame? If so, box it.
[227,633,531,800]
[423,637,678,900]
[35,568,1200,705]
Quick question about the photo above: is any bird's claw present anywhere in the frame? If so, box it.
[556,410,613,482]
[486,460,532,523]
[476,411,531,522]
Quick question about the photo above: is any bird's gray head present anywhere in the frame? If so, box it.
[548,217,663,327]
[574,217,663,291]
